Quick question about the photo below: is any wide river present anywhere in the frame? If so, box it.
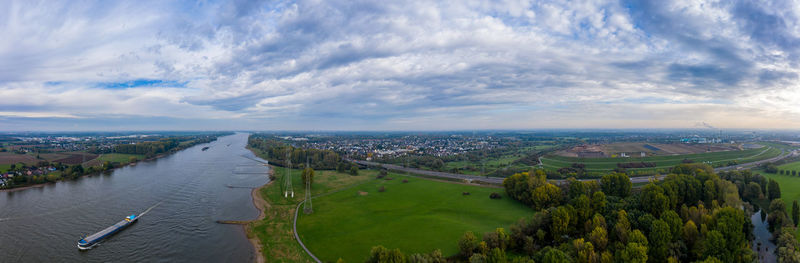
[0,133,270,262]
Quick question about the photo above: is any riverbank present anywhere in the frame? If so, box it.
[1,137,220,192]
[246,168,273,263]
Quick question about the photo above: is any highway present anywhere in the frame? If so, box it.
[349,148,798,186]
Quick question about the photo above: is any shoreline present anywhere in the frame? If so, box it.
[0,139,218,193]
[245,167,273,263]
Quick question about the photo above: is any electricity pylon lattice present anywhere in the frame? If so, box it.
[303,156,313,214]
[284,152,294,198]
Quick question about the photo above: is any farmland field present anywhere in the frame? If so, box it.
[296,172,533,262]
[0,152,38,164]
[84,153,144,167]
[541,146,782,172]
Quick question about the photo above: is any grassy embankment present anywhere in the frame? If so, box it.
[540,146,781,173]
[296,173,533,262]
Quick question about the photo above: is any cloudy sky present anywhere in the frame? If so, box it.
[1,0,799,131]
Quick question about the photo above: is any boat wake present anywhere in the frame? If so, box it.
[139,201,162,217]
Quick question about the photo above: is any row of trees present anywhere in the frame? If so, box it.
[113,135,219,158]
[248,135,344,170]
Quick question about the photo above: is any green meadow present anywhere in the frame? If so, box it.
[296,173,533,262]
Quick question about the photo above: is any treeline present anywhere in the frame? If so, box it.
[113,135,220,158]
[616,162,656,169]
[247,135,345,170]
[366,163,774,262]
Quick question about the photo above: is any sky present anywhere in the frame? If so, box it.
[1,0,799,131]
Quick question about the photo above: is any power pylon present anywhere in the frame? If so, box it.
[303,156,313,214]
[284,152,294,198]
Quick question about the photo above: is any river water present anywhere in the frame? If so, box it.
[751,209,777,263]
[0,133,270,262]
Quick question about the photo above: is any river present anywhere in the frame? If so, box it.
[751,209,777,263]
[0,133,270,262]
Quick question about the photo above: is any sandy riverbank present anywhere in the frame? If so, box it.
[246,167,274,263]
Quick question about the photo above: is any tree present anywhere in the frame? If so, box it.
[349,166,359,176]
[459,231,479,259]
[589,226,608,251]
[641,183,670,217]
[573,238,597,263]
[701,230,726,261]
[366,245,405,263]
[793,200,799,227]
[551,206,571,241]
[769,179,782,200]
[619,242,648,263]
[539,247,571,263]
[615,210,631,244]
[600,173,631,197]
[302,167,315,186]
[591,191,606,214]
[531,183,562,210]
[648,219,672,262]
[486,248,507,263]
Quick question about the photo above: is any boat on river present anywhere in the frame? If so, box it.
[77,214,138,250]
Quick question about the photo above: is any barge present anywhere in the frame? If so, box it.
[77,214,138,250]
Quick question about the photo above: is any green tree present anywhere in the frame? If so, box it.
[641,183,670,217]
[648,219,671,262]
[591,191,606,214]
[532,183,562,210]
[600,173,631,197]
[682,220,699,248]
[459,231,479,259]
[302,167,315,186]
[551,206,571,241]
[615,210,631,243]
[366,245,405,263]
[701,230,726,261]
[769,179,782,200]
[540,247,571,263]
[619,242,648,263]
[349,166,359,176]
[793,200,799,227]
[486,248,507,263]
[589,226,608,251]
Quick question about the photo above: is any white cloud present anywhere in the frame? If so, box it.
[0,0,799,130]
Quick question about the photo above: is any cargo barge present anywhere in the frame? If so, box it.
[77,214,138,250]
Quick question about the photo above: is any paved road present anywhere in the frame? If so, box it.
[350,149,799,185]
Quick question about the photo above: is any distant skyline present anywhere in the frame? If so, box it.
[2,0,799,131]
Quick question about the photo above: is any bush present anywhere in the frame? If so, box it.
[378,186,386,192]
[402,179,409,183]
[489,192,502,199]
[463,192,471,195]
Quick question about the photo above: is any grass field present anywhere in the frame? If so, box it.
[540,146,781,172]
[249,166,374,263]
[296,173,533,262]
[84,153,144,167]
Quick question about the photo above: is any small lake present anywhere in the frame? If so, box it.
[0,133,270,262]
